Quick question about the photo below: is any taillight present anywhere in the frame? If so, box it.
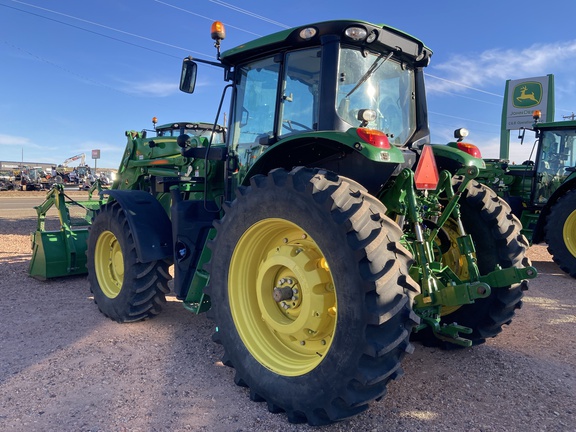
[414,145,439,190]
[456,142,482,158]
[356,128,390,149]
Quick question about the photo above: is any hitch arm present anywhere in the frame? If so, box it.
[480,264,538,288]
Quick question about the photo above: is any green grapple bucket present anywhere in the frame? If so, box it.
[29,228,89,279]
[29,184,100,280]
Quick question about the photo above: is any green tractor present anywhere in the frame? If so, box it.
[31,20,536,425]
[475,111,576,277]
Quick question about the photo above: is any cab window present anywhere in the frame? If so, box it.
[279,48,321,136]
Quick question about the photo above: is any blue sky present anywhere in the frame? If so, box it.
[1,0,576,169]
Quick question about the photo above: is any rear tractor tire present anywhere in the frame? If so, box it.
[545,189,576,278]
[205,167,420,425]
[87,202,171,323]
[415,178,530,348]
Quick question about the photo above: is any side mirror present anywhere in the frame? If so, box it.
[518,127,526,141]
[180,58,198,94]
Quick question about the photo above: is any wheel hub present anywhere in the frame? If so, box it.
[229,218,337,376]
[95,230,123,299]
[256,244,334,345]
[563,209,576,258]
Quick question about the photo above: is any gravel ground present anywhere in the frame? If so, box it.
[0,191,574,432]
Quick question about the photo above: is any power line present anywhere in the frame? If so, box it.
[1,0,517,130]
[0,2,183,60]
[429,87,502,106]
[428,110,500,127]
[209,0,290,29]
[5,0,212,59]
[153,0,263,37]
[425,73,504,98]
[5,0,506,103]
[1,39,134,95]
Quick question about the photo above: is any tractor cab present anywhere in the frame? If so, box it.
[504,111,576,209]
[180,20,433,193]
[153,119,226,144]
[532,123,576,205]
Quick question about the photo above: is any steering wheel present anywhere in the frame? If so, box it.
[282,119,312,133]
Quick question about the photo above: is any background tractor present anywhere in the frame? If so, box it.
[30,20,536,425]
[475,111,576,277]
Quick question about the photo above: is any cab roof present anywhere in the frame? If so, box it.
[535,119,576,129]
[155,121,221,131]
[220,19,432,67]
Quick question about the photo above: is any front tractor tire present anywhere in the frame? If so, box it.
[545,189,576,278]
[205,167,420,425]
[420,178,530,347]
[87,202,171,322]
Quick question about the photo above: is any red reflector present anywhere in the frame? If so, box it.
[414,145,439,190]
[457,142,482,158]
[356,128,390,148]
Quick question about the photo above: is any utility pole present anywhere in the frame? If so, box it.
[562,113,576,120]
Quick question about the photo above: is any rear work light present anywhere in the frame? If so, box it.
[356,128,390,149]
[414,145,439,190]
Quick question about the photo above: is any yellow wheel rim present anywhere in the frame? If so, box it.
[229,218,336,376]
[439,220,473,316]
[563,209,576,258]
[94,230,124,298]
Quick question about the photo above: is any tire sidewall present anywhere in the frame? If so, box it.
[87,205,138,320]
[546,190,576,270]
[209,175,384,406]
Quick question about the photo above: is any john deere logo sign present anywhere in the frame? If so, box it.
[512,82,542,108]
[503,74,553,136]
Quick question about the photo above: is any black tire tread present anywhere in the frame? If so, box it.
[205,167,420,425]
[87,202,170,323]
[441,178,528,345]
[545,189,576,278]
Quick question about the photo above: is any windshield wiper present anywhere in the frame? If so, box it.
[345,51,394,98]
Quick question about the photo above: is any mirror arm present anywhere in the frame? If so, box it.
[185,56,225,69]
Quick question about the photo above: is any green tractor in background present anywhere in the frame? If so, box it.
[475,110,576,277]
[30,20,536,425]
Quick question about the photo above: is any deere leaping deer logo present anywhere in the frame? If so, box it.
[513,82,542,108]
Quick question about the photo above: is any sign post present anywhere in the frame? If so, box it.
[92,149,100,173]
[500,75,554,159]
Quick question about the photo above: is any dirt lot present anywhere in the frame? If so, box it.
[0,190,574,432]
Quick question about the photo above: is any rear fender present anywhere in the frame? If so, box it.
[240,130,405,195]
[102,190,173,263]
[430,143,485,173]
